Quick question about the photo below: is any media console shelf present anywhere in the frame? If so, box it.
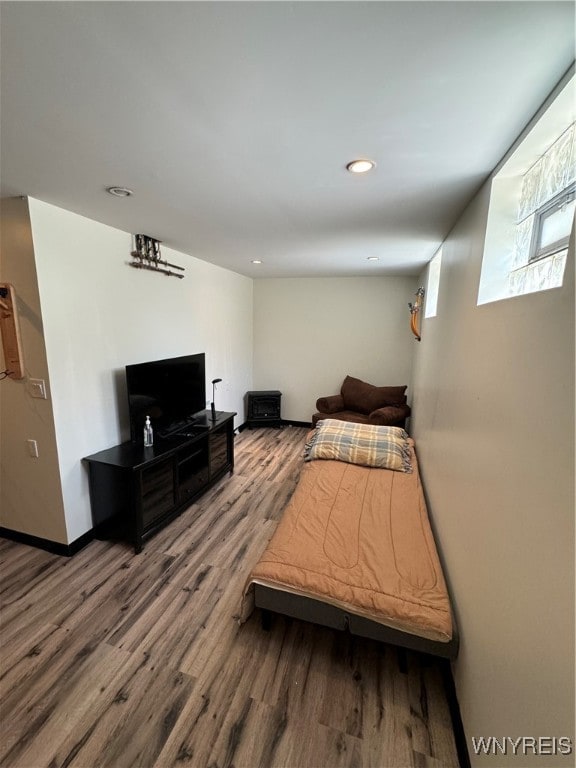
[83,411,236,553]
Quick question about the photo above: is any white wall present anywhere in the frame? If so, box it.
[411,186,575,764]
[253,277,417,422]
[1,198,253,545]
[0,198,67,542]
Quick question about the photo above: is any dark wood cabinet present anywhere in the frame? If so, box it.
[140,458,176,528]
[83,411,235,553]
[177,443,210,500]
[209,427,229,475]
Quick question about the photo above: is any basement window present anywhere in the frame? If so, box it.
[478,74,575,305]
[425,248,442,318]
[530,185,575,262]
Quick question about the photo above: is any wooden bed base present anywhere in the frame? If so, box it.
[254,584,460,660]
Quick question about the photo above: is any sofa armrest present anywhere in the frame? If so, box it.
[316,394,345,413]
[369,404,411,426]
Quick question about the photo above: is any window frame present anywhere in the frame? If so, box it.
[528,182,576,264]
[424,247,442,319]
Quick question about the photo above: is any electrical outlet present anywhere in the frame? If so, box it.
[29,378,47,399]
[27,439,39,458]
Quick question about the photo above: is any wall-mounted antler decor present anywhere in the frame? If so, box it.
[408,287,425,342]
[129,234,185,278]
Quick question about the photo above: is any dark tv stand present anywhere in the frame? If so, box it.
[83,411,236,553]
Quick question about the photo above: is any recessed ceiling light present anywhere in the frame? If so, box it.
[367,256,380,261]
[346,159,376,174]
[106,186,133,197]
[251,259,262,264]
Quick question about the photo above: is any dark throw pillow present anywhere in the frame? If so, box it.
[340,375,407,414]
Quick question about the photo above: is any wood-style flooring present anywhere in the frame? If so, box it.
[0,426,460,768]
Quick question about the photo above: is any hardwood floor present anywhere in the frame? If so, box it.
[0,426,460,768]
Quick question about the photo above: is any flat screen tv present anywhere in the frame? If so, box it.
[126,353,206,441]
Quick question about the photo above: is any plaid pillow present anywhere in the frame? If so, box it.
[304,419,412,473]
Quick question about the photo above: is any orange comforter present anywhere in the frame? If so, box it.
[242,442,453,643]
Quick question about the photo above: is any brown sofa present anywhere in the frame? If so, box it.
[312,375,411,429]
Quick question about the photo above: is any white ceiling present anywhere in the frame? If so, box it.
[1,1,574,278]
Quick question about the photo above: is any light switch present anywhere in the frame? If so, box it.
[27,439,39,458]
[29,378,47,399]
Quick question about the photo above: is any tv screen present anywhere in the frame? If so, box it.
[126,353,206,441]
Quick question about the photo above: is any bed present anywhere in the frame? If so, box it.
[241,419,458,659]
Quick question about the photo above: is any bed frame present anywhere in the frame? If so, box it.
[245,424,459,661]
[254,584,459,660]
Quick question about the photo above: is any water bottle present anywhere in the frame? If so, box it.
[144,415,154,447]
